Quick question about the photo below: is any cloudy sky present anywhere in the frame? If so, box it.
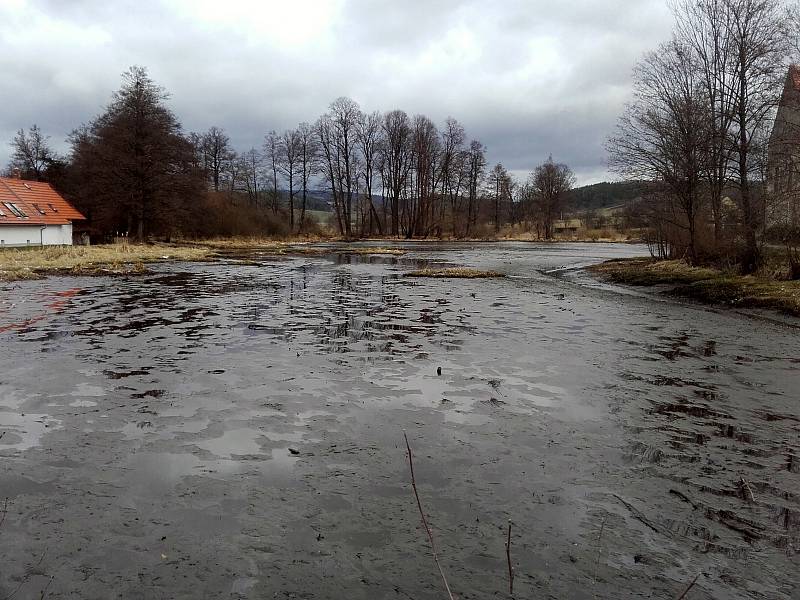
[0,0,673,185]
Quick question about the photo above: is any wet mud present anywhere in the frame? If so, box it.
[0,242,798,599]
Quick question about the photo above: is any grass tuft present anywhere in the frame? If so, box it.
[405,267,505,279]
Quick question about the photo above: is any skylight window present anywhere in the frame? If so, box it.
[3,202,28,218]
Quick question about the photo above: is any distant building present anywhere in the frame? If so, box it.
[767,65,800,226]
[552,218,583,234]
[0,174,85,247]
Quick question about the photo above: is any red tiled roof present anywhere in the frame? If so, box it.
[0,177,85,226]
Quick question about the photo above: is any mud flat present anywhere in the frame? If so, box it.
[0,241,798,599]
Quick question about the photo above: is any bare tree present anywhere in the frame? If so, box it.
[409,114,440,237]
[382,110,412,236]
[725,0,791,272]
[466,140,487,236]
[529,156,576,240]
[608,40,711,263]
[240,147,263,205]
[489,163,512,233]
[356,110,384,235]
[315,115,344,234]
[296,122,318,232]
[672,0,737,246]
[329,97,361,237]
[10,125,56,180]
[264,131,281,214]
[439,118,467,235]
[279,128,302,231]
[201,126,234,192]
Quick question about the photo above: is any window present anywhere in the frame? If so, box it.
[0,206,5,217]
[2,202,23,217]
[32,203,46,215]
[9,203,27,217]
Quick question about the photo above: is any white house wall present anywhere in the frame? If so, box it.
[0,223,74,247]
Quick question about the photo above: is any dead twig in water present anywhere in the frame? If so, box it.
[669,489,699,510]
[593,516,607,582]
[403,431,455,600]
[675,573,700,600]
[739,477,756,504]
[505,520,514,595]
[0,498,7,531]
[613,494,665,536]
[38,576,54,600]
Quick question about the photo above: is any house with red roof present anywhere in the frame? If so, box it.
[767,65,800,226]
[0,173,85,246]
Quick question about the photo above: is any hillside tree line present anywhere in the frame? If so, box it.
[7,67,574,241]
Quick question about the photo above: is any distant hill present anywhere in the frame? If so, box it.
[567,181,643,212]
[285,183,645,216]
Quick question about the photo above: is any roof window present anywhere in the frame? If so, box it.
[3,202,28,218]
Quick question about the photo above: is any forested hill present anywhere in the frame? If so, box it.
[567,181,643,211]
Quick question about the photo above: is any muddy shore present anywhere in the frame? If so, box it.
[0,242,798,599]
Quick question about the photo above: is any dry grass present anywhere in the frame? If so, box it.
[190,239,407,257]
[0,244,212,281]
[405,267,505,279]
[591,258,800,317]
[591,259,721,286]
[347,247,406,255]
[187,237,295,250]
[0,240,410,282]
[495,225,644,243]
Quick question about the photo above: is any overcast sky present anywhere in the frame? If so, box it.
[0,0,673,185]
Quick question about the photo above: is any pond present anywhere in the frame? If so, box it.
[0,242,798,599]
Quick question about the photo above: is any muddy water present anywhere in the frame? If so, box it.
[0,242,798,599]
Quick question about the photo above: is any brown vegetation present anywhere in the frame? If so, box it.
[405,268,505,279]
[607,0,794,274]
[591,258,800,317]
[0,244,212,282]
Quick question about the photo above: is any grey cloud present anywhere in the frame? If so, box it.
[0,0,673,184]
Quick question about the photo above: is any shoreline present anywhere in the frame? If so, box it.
[0,239,642,283]
[589,258,800,318]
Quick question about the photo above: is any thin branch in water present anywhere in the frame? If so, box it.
[505,520,514,595]
[38,576,54,600]
[594,515,608,582]
[3,548,48,600]
[403,430,455,600]
[0,498,7,531]
[739,477,756,504]
[675,573,701,600]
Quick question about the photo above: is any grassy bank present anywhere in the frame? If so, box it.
[0,240,409,282]
[591,258,800,317]
[0,244,213,282]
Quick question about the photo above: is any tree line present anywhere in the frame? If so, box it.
[7,67,576,241]
[608,0,798,273]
